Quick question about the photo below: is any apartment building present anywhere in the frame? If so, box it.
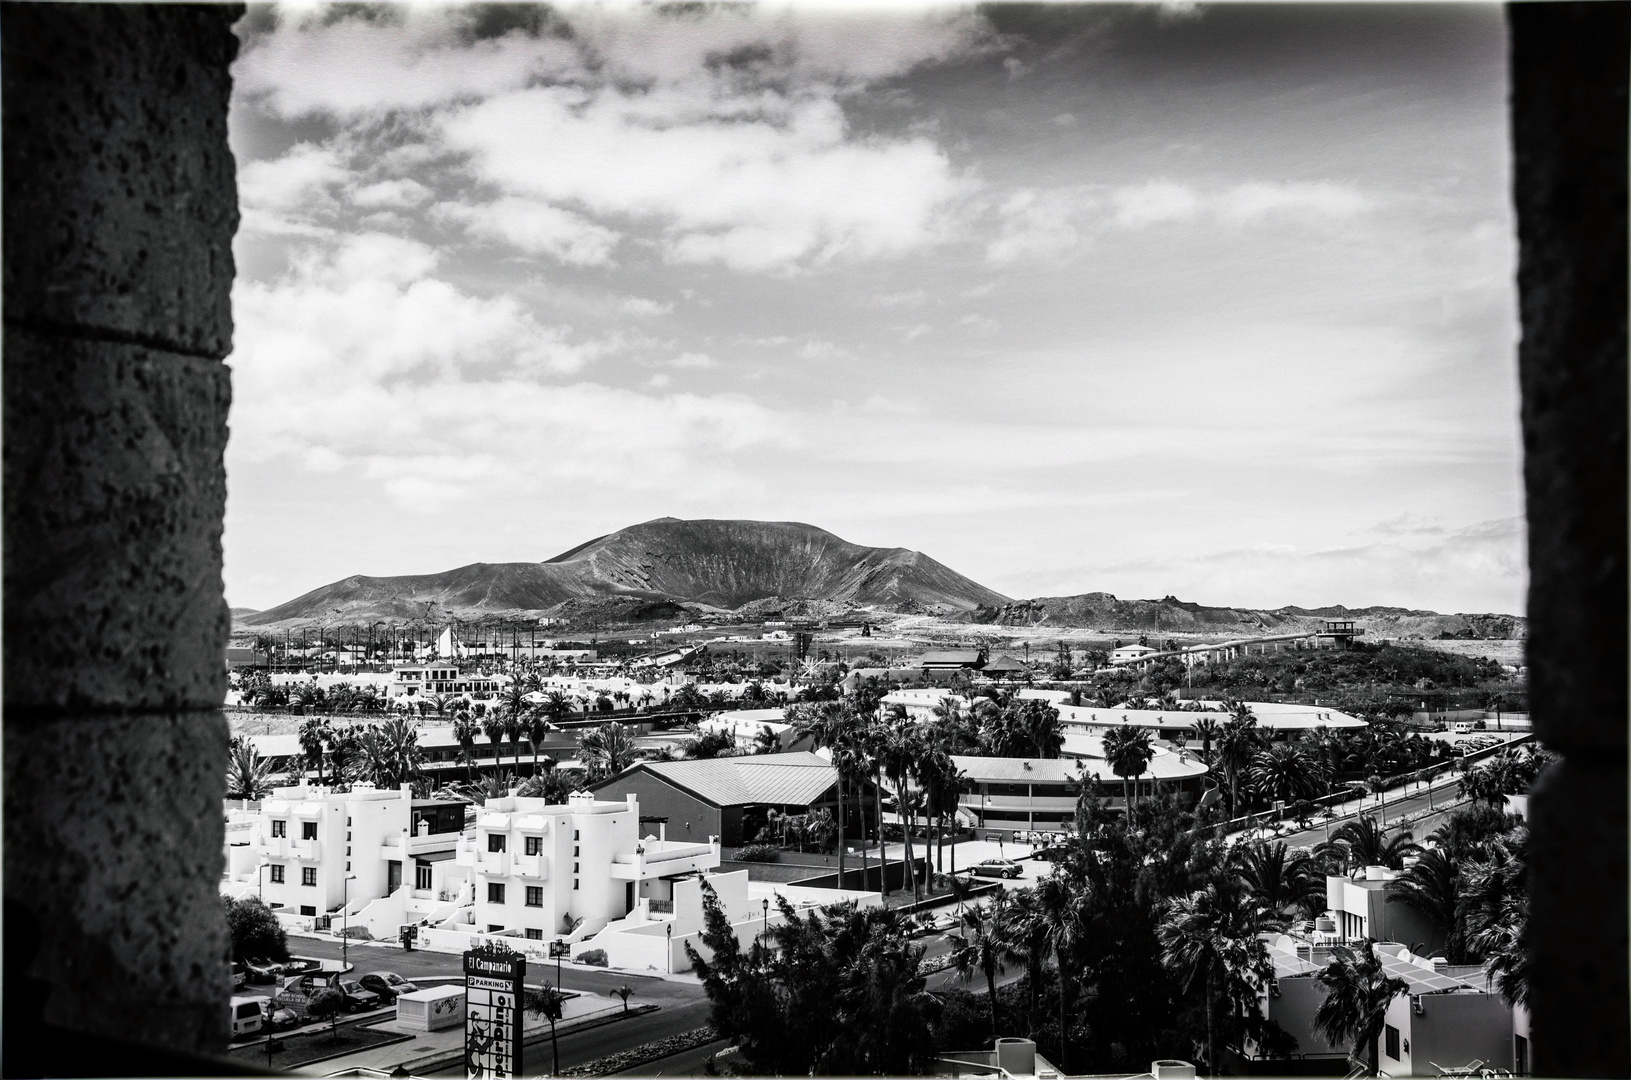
[223,782,463,920]
[1327,867,1443,955]
[457,791,720,942]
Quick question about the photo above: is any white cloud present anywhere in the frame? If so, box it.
[351,178,432,209]
[237,142,348,233]
[987,187,1094,263]
[670,353,715,369]
[1110,180,1201,228]
[621,297,675,317]
[798,340,852,361]
[436,197,620,266]
[1216,181,1368,224]
[957,313,1000,334]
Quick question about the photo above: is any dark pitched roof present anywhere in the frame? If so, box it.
[598,752,837,808]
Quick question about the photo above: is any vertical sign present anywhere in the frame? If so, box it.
[464,944,525,1079]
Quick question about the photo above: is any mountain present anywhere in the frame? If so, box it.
[239,518,1012,626]
[974,594,1526,639]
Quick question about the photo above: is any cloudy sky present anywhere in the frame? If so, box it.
[224,2,1524,615]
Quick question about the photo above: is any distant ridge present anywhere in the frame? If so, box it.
[240,518,1011,627]
[976,593,1526,640]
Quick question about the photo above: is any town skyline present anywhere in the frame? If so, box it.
[225,2,1523,615]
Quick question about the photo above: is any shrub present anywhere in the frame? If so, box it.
[577,948,609,967]
[734,844,780,862]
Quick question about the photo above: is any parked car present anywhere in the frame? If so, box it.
[229,995,265,1039]
[230,962,247,991]
[333,980,383,1014]
[967,859,1024,879]
[359,972,418,1004]
[244,957,285,984]
[1031,844,1070,862]
[261,1001,301,1032]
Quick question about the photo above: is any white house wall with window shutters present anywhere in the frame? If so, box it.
[221,782,464,927]
[457,792,721,943]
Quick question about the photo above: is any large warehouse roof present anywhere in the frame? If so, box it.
[611,751,838,808]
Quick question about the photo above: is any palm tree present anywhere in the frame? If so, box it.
[791,701,853,887]
[1191,716,1222,762]
[1216,709,1263,815]
[1158,875,1274,1077]
[1031,874,1082,1071]
[452,714,480,784]
[226,736,277,800]
[481,713,507,781]
[1102,723,1154,819]
[612,984,634,1013]
[952,892,1022,1042]
[355,716,424,789]
[1385,848,1465,960]
[1231,840,1322,923]
[524,713,552,773]
[917,744,964,876]
[1247,743,1327,805]
[1317,816,1422,874]
[524,984,566,1076]
[1313,941,1408,1077]
[878,716,925,898]
[579,722,640,781]
[298,719,330,784]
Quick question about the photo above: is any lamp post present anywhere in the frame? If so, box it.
[761,898,769,948]
[341,874,357,971]
[257,859,269,901]
[666,922,673,975]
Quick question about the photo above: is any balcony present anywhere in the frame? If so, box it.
[510,853,549,880]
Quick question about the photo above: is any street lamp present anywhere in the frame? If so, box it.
[257,858,270,901]
[666,922,674,975]
[341,873,357,971]
[761,898,770,952]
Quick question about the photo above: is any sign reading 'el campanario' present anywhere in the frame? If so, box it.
[464,944,525,1078]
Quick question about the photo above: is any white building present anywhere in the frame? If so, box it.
[456,792,721,942]
[390,664,509,704]
[222,782,468,933]
[1109,644,1159,666]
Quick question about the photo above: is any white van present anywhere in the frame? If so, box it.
[229,995,265,1038]
[1451,721,1476,735]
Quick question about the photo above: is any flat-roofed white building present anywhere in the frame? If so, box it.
[457,792,721,942]
[222,782,464,922]
[1057,701,1366,742]
[952,741,1209,830]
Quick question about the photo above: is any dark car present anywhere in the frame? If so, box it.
[261,1002,301,1032]
[359,972,419,1004]
[968,859,1024,879]
[333,980,383,1014]
[1031,845,1070,862]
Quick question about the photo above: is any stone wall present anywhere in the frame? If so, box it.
[3,2,243,1062]
[1509,3,1630,1076]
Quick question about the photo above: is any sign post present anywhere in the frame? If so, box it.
[464,943,525,1079]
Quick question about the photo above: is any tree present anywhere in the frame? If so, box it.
[612,984,634,1013]
[684,728,738,760]
[524,984,566,1076]
[307,986,346,1041]
[524,713,552,772]
[790,701,853,885]
[1313,941,1408,1077]
[952,892,1022,1043]
[1191,716,1221,762]
[222,895,290,962]
[481,713,508,778]
[298,718,330,784]
[1231,840,1322,923]
[355,717,423,789]
[1385,848,1466,961]
[1028,873,1082,1068]
[324,725,361,788]
[1216,709,1263,815]
[452,714,480,784]
[1158,875,1276,1076]
[580,722,641,781]
[878,716,925,898]
[1102,723,1154,818]
[1317,816,1421,874]
[1247,743,1327,804]
[227,736,278,801]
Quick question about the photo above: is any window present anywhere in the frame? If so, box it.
[526,887,543,907]
[1384,1025,1400,1061]
[488,883,506,904]
[269,864,285,884]
[525,928,543,940]
[573,846,579,856]
[300,905,317,917]
[525,836,542,856]
[573,862,580,874]
[488,833,507,853]
[271,820,286,838]
[302,867,317,887]
[416,864,433,890]
[301,821,317,840]
[573,879,579,890]
[488,924,503,933]
[573,830,579,840]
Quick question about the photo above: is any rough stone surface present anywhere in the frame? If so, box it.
[4,326,232,712]
[1512,1,1629,757]
[1509,3,1630,1076]
[2,3,241,358]
[3,711,232,1051]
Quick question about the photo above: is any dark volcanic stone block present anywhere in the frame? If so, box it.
[2,3,242,358]
[3,710,232,1053]
[3,326,231,711]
